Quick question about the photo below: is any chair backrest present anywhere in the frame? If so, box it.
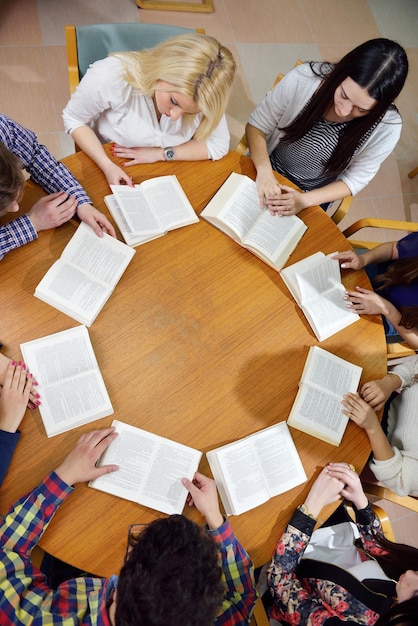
[363,482,418,514]
[65,23,202,94]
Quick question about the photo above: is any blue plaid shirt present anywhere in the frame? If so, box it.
[0,472,256,625]
[0,113,92,260]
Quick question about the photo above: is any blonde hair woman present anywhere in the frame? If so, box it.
[63,33,236,187]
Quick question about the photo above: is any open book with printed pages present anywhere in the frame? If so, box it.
[105,175,199,247]
[20,325,114,437]
[206,421,307,516]
[89,420,202,516]
[200,172,307,271]
[287,346,362,446]
[280,250,360,341]
[34,222,135,327]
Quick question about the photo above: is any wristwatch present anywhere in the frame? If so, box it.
[164,147,175,161]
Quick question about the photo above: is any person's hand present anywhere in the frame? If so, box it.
[342,392,381,432]
[182,471,224,530]
[360,375,401,411]
[28,191,77,232]
[255,170,282,211]
[54,427,119,486]
[102,161,134,187]
[343,286,389,316]
[303,465,345,518]
[332,250,365,271]
[326,462,368,510]
[76,203,116,238]
[0,361,34,432]
[111,144,163,166]
[265,184,308,216]
[0,355,40,410]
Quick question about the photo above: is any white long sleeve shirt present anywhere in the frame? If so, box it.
[247,63,402,196]
[63,56,230,160]
[370,356,418,496]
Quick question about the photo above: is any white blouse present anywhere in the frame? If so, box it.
[63,56,230,160]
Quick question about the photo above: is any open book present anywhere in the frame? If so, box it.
[20,325,113,437]
[90,420,202,515]
[105,175,199,246]
[206,421,306,516]
[34,222,135,326]
[280,251,359,341]
[287,346,362,446]
[200,172,307,271]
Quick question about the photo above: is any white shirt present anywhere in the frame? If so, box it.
[248,63,402,196]
[63,56,230,160]
[370,356,418,496]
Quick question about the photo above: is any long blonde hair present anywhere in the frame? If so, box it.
[114,33,236,140]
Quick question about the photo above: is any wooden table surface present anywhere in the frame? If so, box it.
[0,148,386,576]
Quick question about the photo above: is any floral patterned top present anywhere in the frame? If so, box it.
[267,504,396,625]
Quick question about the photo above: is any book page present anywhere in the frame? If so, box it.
[104,195,154,246]
[110,184,162,234]
[251,423,307,497]
[90,421,202,515]
[301,346,362,397]
[140,176,198,230]
[61,222,135,287]
[35,262,110,325]
[280,251,325,303]
[302,285,359,341]
[288,385,348,445]
[208,438,270,515]
[201,173,263,242]
[244,213,306,262]
[34,223,135,325]
[288,347,362,445]
[296,254,341,304]
[20,326,113,436]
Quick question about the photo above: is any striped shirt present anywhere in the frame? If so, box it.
[0,113,92,260]
[0,472,256,625]
[269,118,348,191]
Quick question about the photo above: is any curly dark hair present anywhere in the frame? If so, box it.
[115,515,225,626]
[0,142,25,215]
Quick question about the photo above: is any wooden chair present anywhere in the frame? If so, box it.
[136,0,213,11]
[65,23,204,95]
[235,60,353,225]
[342,217,418,360]
[363,483,418,515]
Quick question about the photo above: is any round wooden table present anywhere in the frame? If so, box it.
[0,148,386,575]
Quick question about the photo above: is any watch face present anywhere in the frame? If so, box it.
[165,148,175,161]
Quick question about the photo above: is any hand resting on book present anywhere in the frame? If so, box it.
[182,471,224,530]
[55,427,119,486]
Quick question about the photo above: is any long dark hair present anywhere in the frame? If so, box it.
[375,258,418,329]
[280,39,408,175]
[375,597,418,625]
[360,533,418,582]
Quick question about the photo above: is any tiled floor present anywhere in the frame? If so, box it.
[0,0,417,545]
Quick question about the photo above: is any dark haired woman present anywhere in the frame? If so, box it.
[266,463,418,625]
[335,231,418,349]
[245,39,408,214]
